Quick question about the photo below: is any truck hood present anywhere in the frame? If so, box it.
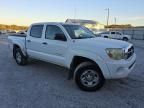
[74,37,132,49]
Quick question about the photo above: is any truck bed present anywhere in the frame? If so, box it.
[8,33,26,51]
[9,33,26,37]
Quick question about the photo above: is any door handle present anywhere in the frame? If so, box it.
[42,42,47,45]
[27,40,31,42]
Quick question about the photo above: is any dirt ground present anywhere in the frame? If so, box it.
[0,35,144,108]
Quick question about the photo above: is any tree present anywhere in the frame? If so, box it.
[0,24,28,30]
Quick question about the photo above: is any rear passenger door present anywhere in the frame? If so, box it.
[110,32,116,39]
[26,24,45,59]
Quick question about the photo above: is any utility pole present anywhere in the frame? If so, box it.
[74,0,77,22]
[105,8,110,27]
[114,17,117,25]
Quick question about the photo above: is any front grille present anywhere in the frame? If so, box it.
[129,60,136,69]
[126,46,134,59]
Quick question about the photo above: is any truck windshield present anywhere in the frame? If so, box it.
[63,25,95,39]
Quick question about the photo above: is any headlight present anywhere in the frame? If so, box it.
[106,48,125,60]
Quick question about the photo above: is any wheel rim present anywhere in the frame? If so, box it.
[80,69,99,87]
[16,52,22,63]
[123,38,128,41]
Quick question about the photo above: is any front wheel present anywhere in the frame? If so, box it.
[104,36,108,38]
[75,62,105,91]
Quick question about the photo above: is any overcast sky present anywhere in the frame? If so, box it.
[0,0,144,26]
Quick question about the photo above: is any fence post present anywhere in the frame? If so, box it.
[122,29,124,34]
[143,32,144,40]
[132,28,134,40]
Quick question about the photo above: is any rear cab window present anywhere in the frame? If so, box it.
[30,25,44,38]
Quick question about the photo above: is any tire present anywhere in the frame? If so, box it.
[14,48,27,65]
[104,36,108,38]
[123,37,128,41]
[75,62,105,91]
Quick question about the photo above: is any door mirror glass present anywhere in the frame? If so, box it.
[55,33,67,41]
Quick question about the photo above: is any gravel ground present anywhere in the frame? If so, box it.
[0,35,144,108]
[131,40,144,48]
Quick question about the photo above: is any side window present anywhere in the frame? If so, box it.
[30,25,44,38]
[111,32,115,35]
[45,25,65,40]
[116,32,121,35]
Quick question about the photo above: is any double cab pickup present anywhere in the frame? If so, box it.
[8,22,136,91]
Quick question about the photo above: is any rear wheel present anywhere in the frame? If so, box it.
[104,36,108,38]
[75,62,105,91]
[13,48,27,65]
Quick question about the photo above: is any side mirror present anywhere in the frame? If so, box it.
[55,33,67,41]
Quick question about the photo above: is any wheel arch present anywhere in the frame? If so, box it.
[68,56,103,80]
[123,37,129,41]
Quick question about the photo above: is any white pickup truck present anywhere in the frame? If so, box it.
[100,31,131,41]
[8,22,136,91]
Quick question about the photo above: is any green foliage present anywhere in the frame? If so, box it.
[105,24,133,28]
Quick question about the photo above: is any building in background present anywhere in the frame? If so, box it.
[66,19,105,34]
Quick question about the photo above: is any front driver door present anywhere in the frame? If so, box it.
[41,25,68,66]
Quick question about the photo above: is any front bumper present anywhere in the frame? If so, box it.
[106,53,136,79]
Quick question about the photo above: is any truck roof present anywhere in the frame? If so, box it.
[31,22,80,26]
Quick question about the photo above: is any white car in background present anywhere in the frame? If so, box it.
[17,30,27,34]
[100,31,131,41]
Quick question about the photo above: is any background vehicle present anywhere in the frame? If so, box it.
[17,30,27,34]
[8,22,136,91]
[7,30,16,34]
[0,30,7,34]
[100,31,131,41]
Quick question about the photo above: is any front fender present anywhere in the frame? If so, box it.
[66,49,111,79]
